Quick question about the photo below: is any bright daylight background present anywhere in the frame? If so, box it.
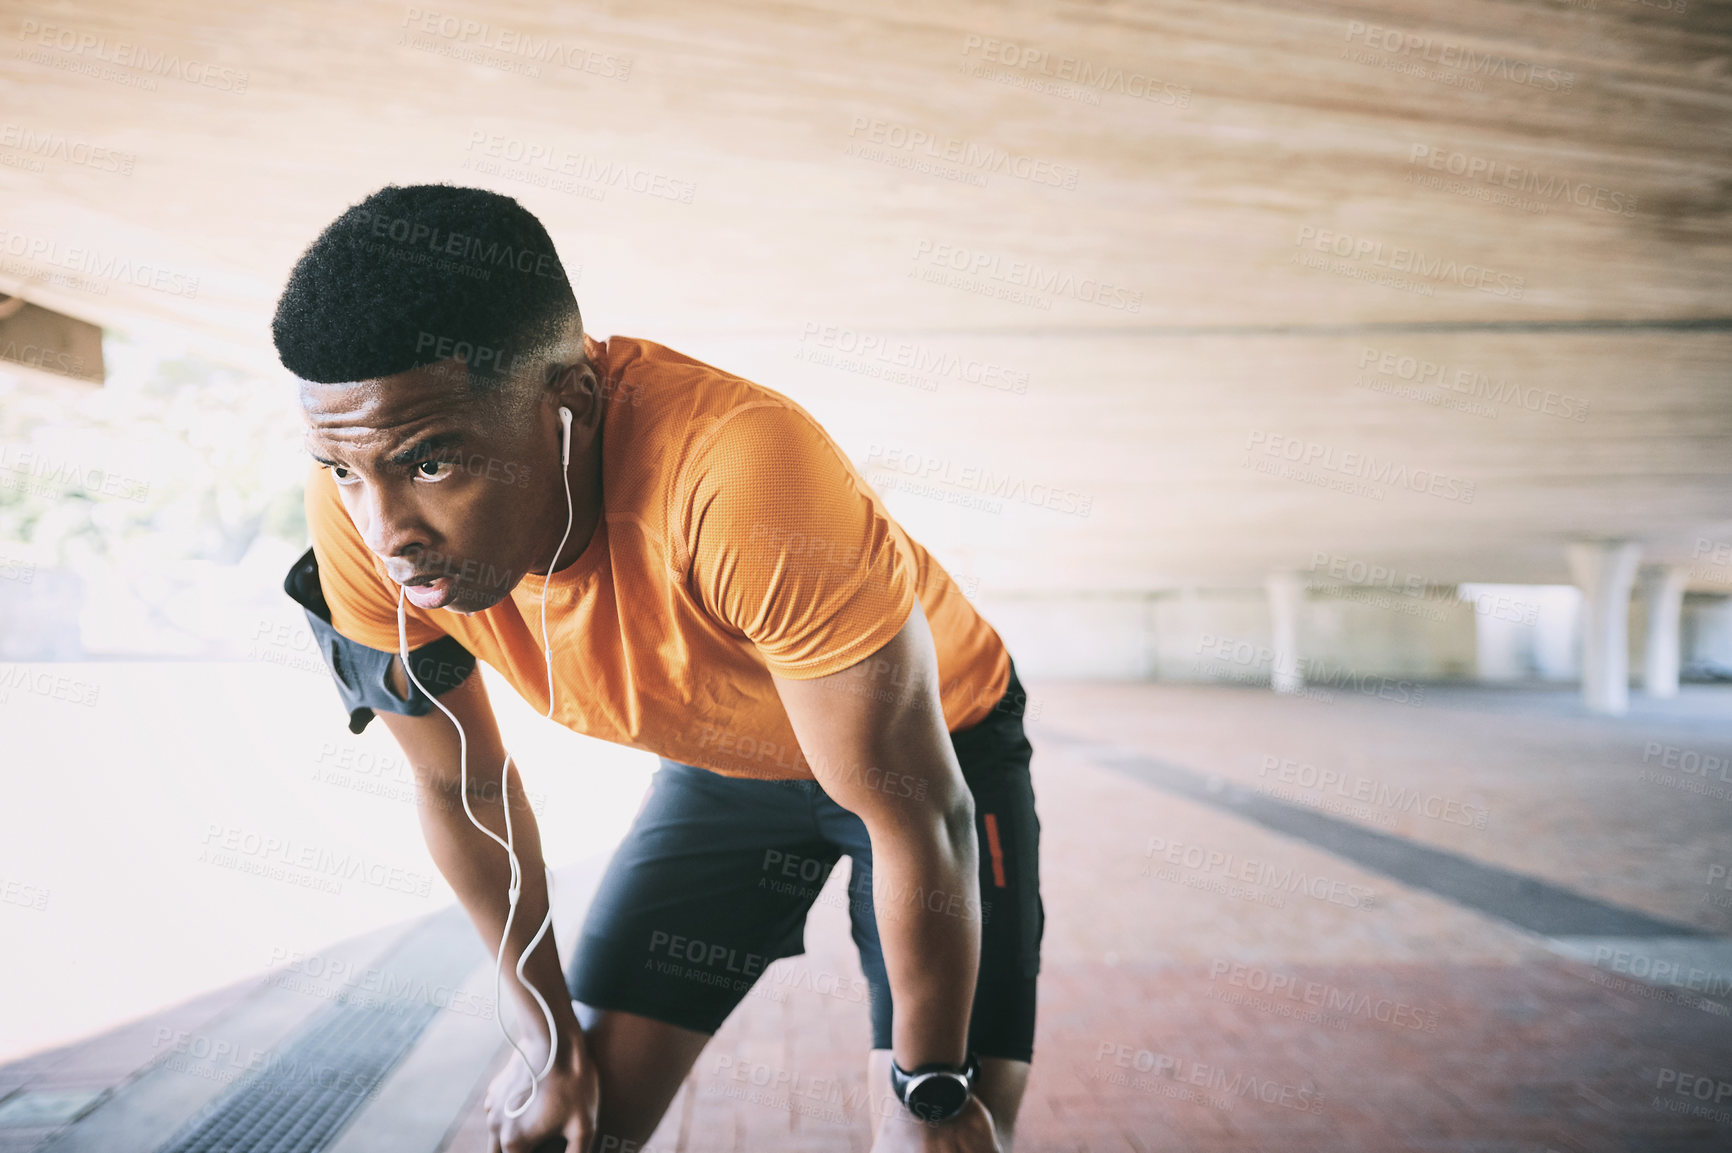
[0,329,660,1062]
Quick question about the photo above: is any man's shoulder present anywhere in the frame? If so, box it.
[605,335,834,506]
[606,335,808,426]
[603,337,862,576]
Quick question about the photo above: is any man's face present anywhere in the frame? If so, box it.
[300,356,571,615]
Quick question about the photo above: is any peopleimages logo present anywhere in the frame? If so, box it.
[1294,226,1524,299]
[847,117,1079,189]
[959,35,1191,107]
[16,19,250,92]
[0,228,200,299]
[1143,836,1378,909]
[797,323,1030,395]
[0,444,151,501]
[197,825,434,898]
[0,122,135,173]
[910,239,1142,312]
[1257,756,1488,829]
[350,208,567,281]
[1343,20,1574,92]
[1357,347,1589,422]
[1207,960,1440,1032]
[1090,1042,1325,1115]
[865,443,1093,517]
[461,132,695,203]
[1407,145,1637,217]
[399,8,631,79]
[1245,430,1475,504]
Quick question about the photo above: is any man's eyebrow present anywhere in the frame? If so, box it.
[387,431,465,466]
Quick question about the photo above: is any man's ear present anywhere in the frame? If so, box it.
[546,354,602,430]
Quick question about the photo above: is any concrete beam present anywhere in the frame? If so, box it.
[0,296,104,385]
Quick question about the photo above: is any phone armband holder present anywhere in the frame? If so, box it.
[282,547,477,734]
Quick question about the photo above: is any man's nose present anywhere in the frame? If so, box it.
[357,484,429,560]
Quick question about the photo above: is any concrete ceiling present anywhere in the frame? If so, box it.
[2,0,1730,592]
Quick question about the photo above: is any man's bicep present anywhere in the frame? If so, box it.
[770,601,968,826]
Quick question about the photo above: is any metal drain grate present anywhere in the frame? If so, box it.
[152,993,439,1153]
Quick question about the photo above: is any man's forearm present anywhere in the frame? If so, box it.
[870,799,982,1069]
[417,771,581,1059]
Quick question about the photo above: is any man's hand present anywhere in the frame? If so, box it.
[872,1095,1002,1153]
[483,1029,599,1153]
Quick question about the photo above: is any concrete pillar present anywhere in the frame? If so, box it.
[1639,564,1689,698]
[1266,571,1304,693]
[1565,541,1642,715]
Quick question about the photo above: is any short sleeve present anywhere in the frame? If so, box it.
[683,404,916,678]
[303,463,446,652]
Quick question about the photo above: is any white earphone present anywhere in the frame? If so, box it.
[395,401,577,1119]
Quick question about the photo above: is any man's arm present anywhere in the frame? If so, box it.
[769,598,979,1071]
[685,401,995,1147]
[373,663,596,1151]
[374,665,578,1055]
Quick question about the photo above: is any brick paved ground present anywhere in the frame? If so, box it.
[6,681,1731,1151]
[443,682,1732,1151]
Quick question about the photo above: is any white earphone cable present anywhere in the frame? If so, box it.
[393,404,575,1120]
[542,406,576,720]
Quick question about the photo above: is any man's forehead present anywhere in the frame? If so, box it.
[298,358,516,430]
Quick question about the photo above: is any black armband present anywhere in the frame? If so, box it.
[282,547,477,735]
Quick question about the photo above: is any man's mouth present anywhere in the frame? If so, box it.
[399,573,458,611]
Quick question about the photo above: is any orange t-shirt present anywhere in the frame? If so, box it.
[305,333,1011,780]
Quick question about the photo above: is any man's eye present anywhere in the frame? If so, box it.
[327,464,360,486]
[414,459,457,482]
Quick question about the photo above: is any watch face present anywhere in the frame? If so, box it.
[907,1073,969,1122]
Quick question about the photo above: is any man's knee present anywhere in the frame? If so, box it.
[579,1005,712,1147]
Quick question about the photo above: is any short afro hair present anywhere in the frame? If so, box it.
[272,183,580,388]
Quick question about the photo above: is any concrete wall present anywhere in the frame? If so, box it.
[1682,593,1732,678]
[978,595,1154,680]
[983,585,1732,686]
[981,585,1481,685]
[1463,583,1581,683]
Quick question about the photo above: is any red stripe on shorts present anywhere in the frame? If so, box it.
[983,812,1007,888]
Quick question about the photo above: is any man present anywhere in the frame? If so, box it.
[271,183,1042,1153]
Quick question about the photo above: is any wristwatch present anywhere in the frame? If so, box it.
[889,1052,979,1123]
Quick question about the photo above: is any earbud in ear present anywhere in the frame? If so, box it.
[559,406,573,467]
